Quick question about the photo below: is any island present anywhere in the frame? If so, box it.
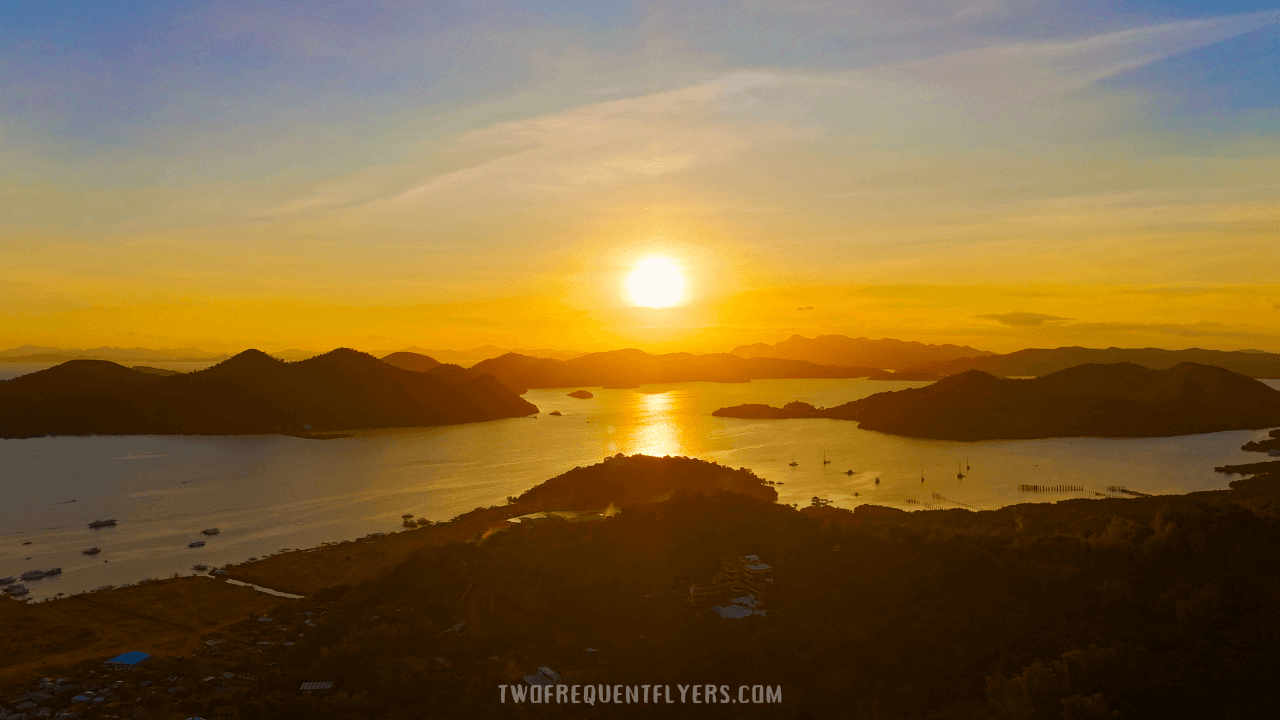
[714,362,1280,440]
[566,389,594,398]
[0,348,538,438]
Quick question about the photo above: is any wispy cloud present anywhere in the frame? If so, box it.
[977,312,1072,327]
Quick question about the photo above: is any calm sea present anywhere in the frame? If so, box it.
[2,368,1276,600]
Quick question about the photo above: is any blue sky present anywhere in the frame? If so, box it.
[1,1,1277,353]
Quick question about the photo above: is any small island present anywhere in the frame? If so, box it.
[567,389,593,398]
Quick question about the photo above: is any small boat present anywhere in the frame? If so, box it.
[201,528,221,536]
[402,514,414,519]
[83,548,101,555]
[88,519,117,528]
[957,460,965,480]
[188,541,206,548]
[823,451,831,465]
[844,469,854,476]
[789,453,798,467]
[874,477,880,484]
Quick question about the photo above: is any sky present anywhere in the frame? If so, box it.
[1,0,1278,355]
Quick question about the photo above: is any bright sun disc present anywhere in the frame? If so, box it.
[626,257,687,308]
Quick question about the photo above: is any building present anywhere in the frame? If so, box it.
[691,556,768,604]
[104,651,151,669]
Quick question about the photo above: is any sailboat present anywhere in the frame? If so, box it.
[789,452,798,467]
[844,469,854,476]
[966,454,970,472]
[957,460,965,480]
[823,451,831,465]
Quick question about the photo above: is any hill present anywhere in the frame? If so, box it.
[462,349,886,393]
[908,346,1280,378]
[395,345,582,366]
[380,351,441,373]
[715,362,1280,440]
[731,334,991,368]
[0,349,537,438]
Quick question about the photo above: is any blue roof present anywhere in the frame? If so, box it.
[105,651,150,666]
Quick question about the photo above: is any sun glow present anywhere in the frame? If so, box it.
[625,257,687,308]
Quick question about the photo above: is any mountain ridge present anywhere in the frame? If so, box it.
[713,362,1280,440]
[0,348,538,438]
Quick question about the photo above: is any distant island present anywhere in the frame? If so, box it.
[731,334,992,368]
[378,348,928,394]
[714,362,1280,440]
[0,348,537,438]
[901,345,1280,379]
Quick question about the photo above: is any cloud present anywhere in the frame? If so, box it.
[977,312,1072,327]
[797,306,814,311]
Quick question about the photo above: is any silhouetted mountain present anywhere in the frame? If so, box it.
[463,349,886,393]
[0,349,538,438]
[380,351,441,373]
[908,346,1280,378]
[731,334,991,368]
[715,362,1280,440]
[396,345,583,367]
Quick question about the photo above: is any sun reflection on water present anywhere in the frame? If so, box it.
[616,390,687,457]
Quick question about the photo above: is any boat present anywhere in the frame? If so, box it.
[188,541,206,548]
[874,477,880,484]
[201,528,221,536]
[844,469,854,476]
[957,460,965,480]
[83,548,101,555]
[402,514,414,519]
[88,519,117,528]
[823,451,831,465]
[966,454,971,472]
[192,564,209,571]
[789,452,798,467]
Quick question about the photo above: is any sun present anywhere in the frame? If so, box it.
[625,257,687,308]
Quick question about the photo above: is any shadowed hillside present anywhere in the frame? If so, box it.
[0,349,537,438]
[715,362,1280,440]
[380,351,441,373]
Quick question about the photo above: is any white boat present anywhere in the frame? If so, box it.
[201,528,221,536]
[88,519,117,528]
[188,541,206,548]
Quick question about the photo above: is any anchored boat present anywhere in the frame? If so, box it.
[88,519,117,528]
[201,528,221,536]
[188,540,206,548]
[83,548,101,555]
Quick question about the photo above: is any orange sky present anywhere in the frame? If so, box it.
[2,4,1278,355]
